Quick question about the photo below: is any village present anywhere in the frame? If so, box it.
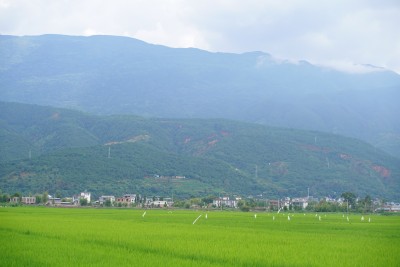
[4,191,400,213]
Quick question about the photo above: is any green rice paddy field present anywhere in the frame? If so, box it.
[1,207,400,266]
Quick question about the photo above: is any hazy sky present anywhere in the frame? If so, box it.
[1,0,399,73]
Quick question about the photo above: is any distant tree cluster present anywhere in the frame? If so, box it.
[304,192,374,213]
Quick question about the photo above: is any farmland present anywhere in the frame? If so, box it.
[1,207,400,266]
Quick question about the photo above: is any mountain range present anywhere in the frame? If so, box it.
[1,102,399,200]
[0,34,399,158]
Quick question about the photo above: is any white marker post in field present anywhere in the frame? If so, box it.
[193,214,202,225]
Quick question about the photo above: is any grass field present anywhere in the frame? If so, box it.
[1,207,400,266]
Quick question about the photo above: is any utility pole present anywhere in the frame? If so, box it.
[219,192,222,211]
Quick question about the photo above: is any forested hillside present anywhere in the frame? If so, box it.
[1,102,399,200]
[0,35,399,157]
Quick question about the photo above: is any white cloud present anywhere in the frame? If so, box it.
[318,60,387,74]
[0,0,399,73]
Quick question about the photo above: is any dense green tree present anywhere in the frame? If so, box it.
[0,193,10,202]
[173,200,186,208]
[358,195,373,213]
[341,192,357,210]
[42,192,48,204]
[79,198,88,206]
[104,199,112,207]
[240,206,250,212]
[190,198,202,206]
[35,195,42,204]
[201,196,215,205]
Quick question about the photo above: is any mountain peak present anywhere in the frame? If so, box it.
[1,35,399,159]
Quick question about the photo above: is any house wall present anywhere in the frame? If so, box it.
[21,197,36,204]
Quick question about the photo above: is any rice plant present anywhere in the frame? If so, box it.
[1,207,399,266]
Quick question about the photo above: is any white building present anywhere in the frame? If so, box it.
[73,191,91,204]
[382,202,400,212]
[213,197,238,208]
[21,196,36,204]
[80,191,91,203]
[152,200,168,207]
[99,196,115,205]
[47,197,62,205]
[151,197,174,207]
[283,197,291,209]
[291,197,309,209]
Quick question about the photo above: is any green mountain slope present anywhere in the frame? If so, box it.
[0,35,399,158]
[1,102,399,200]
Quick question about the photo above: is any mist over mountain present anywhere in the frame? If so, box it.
[0,34,399,158]
[1,102,399,200]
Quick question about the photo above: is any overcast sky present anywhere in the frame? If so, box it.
[1,0,399,73]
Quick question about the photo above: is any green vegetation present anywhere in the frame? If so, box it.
[1,207,399,266]
[1,35,400,158]
[1,102,399,200]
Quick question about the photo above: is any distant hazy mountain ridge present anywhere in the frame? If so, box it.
[0,34,399,157]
